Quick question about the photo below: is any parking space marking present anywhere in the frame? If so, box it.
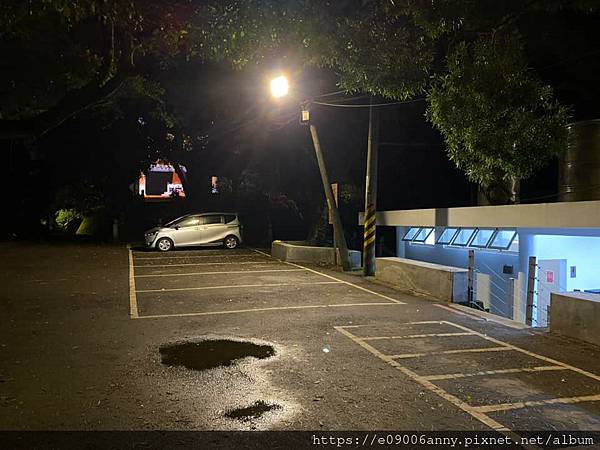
[134,268,304,278]
[135,280,343,293]
[132,249,252,256]
[133,261,284,268]
[443,321,600,383]
[422,366,568,381]
[128,247,139,318]
[436,304,529,329]
[474,394,600,414]
[129,248,405,319]
[134,254,268,260]
[251,248,406,305]
[362,332,475,341]
[389,346,512,359]
[136,302,398,319]
[335,320,600,439]
[334,325,513,433]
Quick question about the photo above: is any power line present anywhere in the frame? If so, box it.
[520,183,600,203]
[313,89,346,99]
[312,97,425,108]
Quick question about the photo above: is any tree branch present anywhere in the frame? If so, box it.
[0,69,133,141]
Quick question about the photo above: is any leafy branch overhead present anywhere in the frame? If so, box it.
[427,33,570,185]
[0,0,191,138]
[2,0,595,185]
[195,0,587,184]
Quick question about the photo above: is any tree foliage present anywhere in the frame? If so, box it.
[193,0,598,186]
[0,0,191,138]
[194,0,433,98]
[3,0,597,189]
[427,33,570,184]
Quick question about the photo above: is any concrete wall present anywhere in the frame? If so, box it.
[398,228,520,318]
[550,292,600,346]
[375,257,467,302]
[271,240,361,268]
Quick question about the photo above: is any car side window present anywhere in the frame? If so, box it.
[177,216,200,228]
[201,215,223,225]
[224,215,236,224]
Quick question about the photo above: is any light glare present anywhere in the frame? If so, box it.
[270,75,289,98]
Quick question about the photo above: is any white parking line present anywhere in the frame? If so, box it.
[444,321,600,383]
[129,247,406,319]
[134,261,284,268]
[134,254,268,260]
[334,325,514,434]
[421,366,568,381]
[136,280,343,293]
[389,346,512,359]
[128,247,139,318]
[362,332,475,341]
[134,268,304,278]
[251,248,406,305]
[336,320,600,440]
[474,394,600,414]
[132,250,254,256]
[136,302,399,319]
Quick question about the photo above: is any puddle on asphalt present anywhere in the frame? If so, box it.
[225,401,282,422]
[159,339,275,371]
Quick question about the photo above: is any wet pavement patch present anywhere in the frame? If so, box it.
[159,339,275,371]
[225,401,282,422]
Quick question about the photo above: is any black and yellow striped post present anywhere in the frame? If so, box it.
[363,102,379,276]
[363,206,377,276]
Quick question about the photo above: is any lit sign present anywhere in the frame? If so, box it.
[138,160,186,201]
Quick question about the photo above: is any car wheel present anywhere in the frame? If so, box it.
[224,235,239,249]
[156,237,173,252]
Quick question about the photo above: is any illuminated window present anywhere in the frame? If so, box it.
[402,227,421,241]
[413,227,434,243]
[470,229,496,248]
[489,230,518,250]
[437,228,459,245]
[450,228,476,246]
[425,229,436,245]
[138,161,186,201]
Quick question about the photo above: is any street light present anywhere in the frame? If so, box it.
[270,75,289,98]
[268,75,351,270]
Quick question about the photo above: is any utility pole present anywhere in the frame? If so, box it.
[309,125,351,271]
[363,101,380,276]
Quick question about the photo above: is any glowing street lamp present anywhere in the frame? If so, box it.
[267,73,350,270]
[270,75,289,98]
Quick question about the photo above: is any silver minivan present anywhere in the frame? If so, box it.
[144,212,243,251]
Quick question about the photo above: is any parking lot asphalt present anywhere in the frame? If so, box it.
[1,242,600,436]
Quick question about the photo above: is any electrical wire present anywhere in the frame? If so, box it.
[319,95,370,104]
[313,89,347,99]
[519,183,600,203]
[312,97,425,108]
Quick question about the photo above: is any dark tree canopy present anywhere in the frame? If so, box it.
[0,0,194,138]
[427,33,570,185]
[193,0,598,184]
[2,0,599,186]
